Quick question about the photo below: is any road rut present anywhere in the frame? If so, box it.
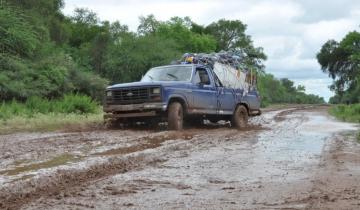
[0,106,359,209]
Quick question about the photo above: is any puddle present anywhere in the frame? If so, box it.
[301,113,358,134]
[93,133,193,156]
[247,111,358,181]
[0,153,81,176]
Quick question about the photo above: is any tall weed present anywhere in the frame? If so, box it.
[0,94,99,120]
[329,104,360,123]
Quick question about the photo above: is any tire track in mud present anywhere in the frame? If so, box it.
[0,132,198,210]
[0,130,172,176]
[0,154,162,209]
[260,106,359,209]
[306,133,360,209]
[0,106,318,210]
[272,105,312,122]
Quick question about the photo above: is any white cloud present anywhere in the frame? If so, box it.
[62,0,360,101]
[293,78,333,101]
[302,19,358,45]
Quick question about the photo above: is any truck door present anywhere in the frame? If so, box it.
[214,74,235,115]
[191,68,217,114]
[244,87,261,110]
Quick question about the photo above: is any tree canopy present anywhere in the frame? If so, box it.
[0,0,324,106]
[317,31,360,103]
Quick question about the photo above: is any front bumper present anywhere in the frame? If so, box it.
[103,102,167,119]
[103,102,167,113]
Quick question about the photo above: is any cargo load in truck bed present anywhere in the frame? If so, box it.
[175,51,257,94]
[213,61,249,91]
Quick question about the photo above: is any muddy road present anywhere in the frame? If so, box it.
[0,106,359,209]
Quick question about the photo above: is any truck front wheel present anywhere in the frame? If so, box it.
[232,105,248,130]
[168,102,183,130]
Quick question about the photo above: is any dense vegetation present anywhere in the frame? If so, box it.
[258,76,324,106]
[329,104,360,123]
[0,0,324,109]
[317,31,360,104]
[0,94,99,120]
[0,94,101,134]
[317,29,359,130]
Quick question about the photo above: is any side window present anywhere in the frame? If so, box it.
[194,69,210,85]
[214,74,223,87]
[193,70,201,84]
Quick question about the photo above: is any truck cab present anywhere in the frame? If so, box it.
[104,64,261,130]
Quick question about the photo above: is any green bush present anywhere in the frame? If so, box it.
[329,104,360,123]
[0,94,99,120]
[25,96,51,114]
[55,94,98,114]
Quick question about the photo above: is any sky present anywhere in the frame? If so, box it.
[63,0,360,101]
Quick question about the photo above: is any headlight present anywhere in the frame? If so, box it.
[151,87,161,94]
[106,91,112,97]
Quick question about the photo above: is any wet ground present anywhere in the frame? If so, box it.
[0,106,359,209]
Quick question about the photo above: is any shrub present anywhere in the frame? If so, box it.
[25,96,51,114]
[0,94,99,120]
[55,94,98,114]
[329,104,360,123]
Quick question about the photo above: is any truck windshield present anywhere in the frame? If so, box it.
[141,66,193,82]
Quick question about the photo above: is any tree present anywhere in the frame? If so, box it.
[317,31,360,103]
[280,78,296,93]
[71,8,98,25]
[104,34,180,83]
[110,21,129,39]
[191,22,206,35]
[205,19,249,51]
[296,85,306,92]
[6,0,64,16]
[154,16,217,53]
[0,5,40,57]
[0,0,324,106]
[137,14,160,35]
[257,75,324,106]
[0,3,108,101]
[204,19,267,72]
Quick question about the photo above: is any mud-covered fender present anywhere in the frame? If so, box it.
[166,94,190,110]
[235,100,251,114]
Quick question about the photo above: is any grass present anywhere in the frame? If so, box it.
[0,94,99,120]
[329,104,360,144]
[329,104,360,123]
[0,112,103,134]
[0,94,104,134]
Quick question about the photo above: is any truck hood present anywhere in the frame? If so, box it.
[107,81,191,90]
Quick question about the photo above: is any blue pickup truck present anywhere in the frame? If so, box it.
[104,64,261,130]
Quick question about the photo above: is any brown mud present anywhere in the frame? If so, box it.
[0,105,359,210]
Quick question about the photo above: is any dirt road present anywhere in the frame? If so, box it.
[0,106,359,209]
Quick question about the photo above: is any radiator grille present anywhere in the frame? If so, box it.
[108,87,160,105]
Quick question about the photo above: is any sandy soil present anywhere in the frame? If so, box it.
[0,105,359,210]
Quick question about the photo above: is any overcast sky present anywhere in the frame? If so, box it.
[63,0,360,101]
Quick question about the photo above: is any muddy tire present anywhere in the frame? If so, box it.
[232,105,248,130]
[168,102,184,130]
